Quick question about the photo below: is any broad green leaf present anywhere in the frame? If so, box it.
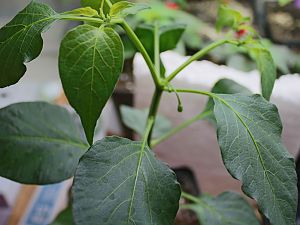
[63,7,99,17]
[203,78,251,124]
[49,206,73,225]
[216,5,243,31]
[120,105,172,139]
[110,1,149,18]
[186,192,260,225]
[213,94,297,225]
[135,23,185,76]
[110,1,134,17]
[59,25,124,145]
[0,1,57,87]
[135,23,186,59]
[135,2,203,49]
[248,45,276,100]
[0,102,88,184]
[73,136,180,225]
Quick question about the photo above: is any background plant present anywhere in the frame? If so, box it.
[0,0,297,225]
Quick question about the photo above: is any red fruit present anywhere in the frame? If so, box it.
[166,2,179,10]
[236,29,247,38]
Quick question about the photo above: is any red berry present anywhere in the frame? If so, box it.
[236,29,247,38]
[166,2,179,10]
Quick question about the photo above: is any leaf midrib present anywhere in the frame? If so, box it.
[0,16,55,48]
[214,95,279,215]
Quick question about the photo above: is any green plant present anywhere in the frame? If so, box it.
[0,1,297,225]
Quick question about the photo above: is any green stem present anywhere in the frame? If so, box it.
[104,0,113,7]
[165,39,240,82]
[181,191,201,204]
[169,88,215,98]
[151,110,212,147]
[147,89,163,145]
[154,22,160,76]
[58,15,103,24]
[142,115,155,145]
[119,20,162,88]
[100,0,105,18]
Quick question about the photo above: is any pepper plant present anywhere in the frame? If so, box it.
[0,1,297,225]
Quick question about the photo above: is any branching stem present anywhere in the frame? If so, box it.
[154,22,160,76]
[58,15,104,23]
[119,20,162,88]
[151,110,212,147]
[165,39,240,82]
[146,89,163,145]
[181,191,201,204]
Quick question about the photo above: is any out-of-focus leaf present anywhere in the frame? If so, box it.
[186,192,260,225]
[247,43,276,100]
[120,105,172,139]
[216,5,243,31]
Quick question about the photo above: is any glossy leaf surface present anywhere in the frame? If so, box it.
[120,105,172,139]
[73,136,180,225]
[59,25,124,144]
[213,94,297,225]
[0,1,57,87]
[187,192,260,225]
[0,102,88,184]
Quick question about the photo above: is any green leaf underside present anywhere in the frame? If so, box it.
[0,1,57,87]
[204,78,251,124]
[120,105,172,139]
[73,136,180,225]
[59,25,124,145]
[110,1,134,17]
[213,94,297,225]
[110,1,149,18]
[49,206,73,225]
[0,102,88,184]
[216,5,243,31]
[63,7,99,17]
[252,47,276,101]
[187,192,260,225]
